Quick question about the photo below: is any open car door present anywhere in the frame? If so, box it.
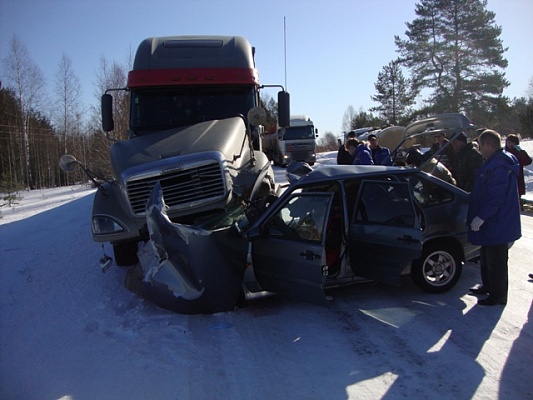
[349,180,423,285]
[250,192,334,305]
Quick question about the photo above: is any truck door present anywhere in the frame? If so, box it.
[348,180,422,285]
[251,192,334,305]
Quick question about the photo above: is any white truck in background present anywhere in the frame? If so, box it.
[262,115,318,166]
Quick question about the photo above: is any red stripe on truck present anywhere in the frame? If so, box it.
[128,68,259,87]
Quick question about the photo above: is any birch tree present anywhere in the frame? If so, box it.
[2,36,46,189]
[342,105,357,132]
[54,54,81,154]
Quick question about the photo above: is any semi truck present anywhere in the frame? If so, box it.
[61,35,290,266]
[262,115,318,166]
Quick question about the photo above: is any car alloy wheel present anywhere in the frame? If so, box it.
[411,243,462,293]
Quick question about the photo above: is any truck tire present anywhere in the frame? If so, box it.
[113,241,139,266]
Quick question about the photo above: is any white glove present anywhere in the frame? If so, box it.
[470,216,484,231]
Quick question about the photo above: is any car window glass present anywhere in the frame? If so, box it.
[355,181,415,227]
[265,194,331,242]
[408,175,454,206]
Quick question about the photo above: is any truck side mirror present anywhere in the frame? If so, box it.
[59,154,81,173]
[277,91,290,128]
[101,94,114,132]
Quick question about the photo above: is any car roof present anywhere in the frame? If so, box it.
[293,165,414,186]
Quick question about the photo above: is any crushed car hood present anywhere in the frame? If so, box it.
[126,182,248,314]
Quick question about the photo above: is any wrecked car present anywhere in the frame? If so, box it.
[124,113,481,314]
[130,158,480,314]
[61,111,480,314]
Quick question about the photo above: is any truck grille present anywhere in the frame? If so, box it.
[126,161,226,215]
[291,151,311,161]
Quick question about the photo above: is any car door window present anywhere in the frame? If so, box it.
[355,181,416,227]
[408,175,454,206]
[265,194,332,242]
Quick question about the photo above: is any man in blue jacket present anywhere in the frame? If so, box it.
[346,139,373,165]
[468,129,521,306]
[367,133,393,165]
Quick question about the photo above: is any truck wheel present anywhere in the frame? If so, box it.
[411,243,462,293]
[113,241,139,266]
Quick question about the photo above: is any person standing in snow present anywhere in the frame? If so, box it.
[450,132,483,192]
[367,133,393,165]
[430,132,455,170]
[337,131,356,165]
[504,134,532,209]
[346,139,373,165]
[468,130,521,306]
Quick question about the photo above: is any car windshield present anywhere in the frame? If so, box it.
[130,86,256,133]
[193,204,249,231]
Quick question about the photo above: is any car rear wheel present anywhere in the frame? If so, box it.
[411,243,462,293]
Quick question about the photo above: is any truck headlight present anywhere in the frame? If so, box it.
[92,216,125,235]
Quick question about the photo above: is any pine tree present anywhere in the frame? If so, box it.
[395,0,508,113]
[370,60,417,125]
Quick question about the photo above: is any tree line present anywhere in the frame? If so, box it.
[2,0,532,193]
[0,36,130,195]
[319,0,533,152]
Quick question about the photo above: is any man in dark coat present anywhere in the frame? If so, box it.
[430,132,455,170]
[504,134,532,198]
[450,132,483,192]
[337,131,356,165]
[467,130,521,306]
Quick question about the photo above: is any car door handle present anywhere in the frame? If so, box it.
[397,235,419,244]
[300,250,321,260]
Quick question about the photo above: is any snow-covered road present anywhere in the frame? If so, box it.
[1,150,532,400]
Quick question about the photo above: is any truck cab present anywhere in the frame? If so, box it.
[262,115,318,166]
[95,36,289,265]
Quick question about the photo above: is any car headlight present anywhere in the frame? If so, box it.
[92,216,125,235]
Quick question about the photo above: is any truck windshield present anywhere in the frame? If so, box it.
[130,86,255,133]
[283,126,315,140]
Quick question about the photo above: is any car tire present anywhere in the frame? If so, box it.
[411,243,462,293]
[113,241,139,266]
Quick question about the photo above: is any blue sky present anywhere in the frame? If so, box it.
[1,0,532,136]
